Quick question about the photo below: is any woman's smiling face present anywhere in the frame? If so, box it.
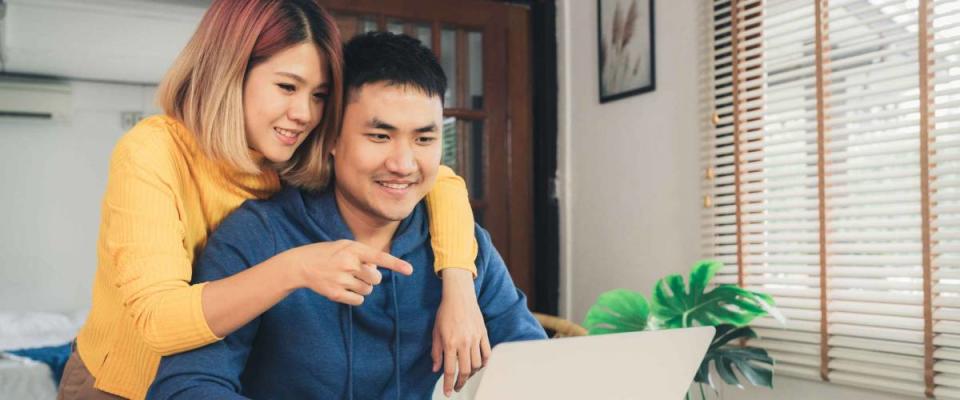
[243,42,329,163]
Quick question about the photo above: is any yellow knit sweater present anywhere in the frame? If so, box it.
[75,115,478,399]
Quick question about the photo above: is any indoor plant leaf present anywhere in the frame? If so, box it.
[650,260,782,329]
[694,324,774,391]
[583,289,649,334]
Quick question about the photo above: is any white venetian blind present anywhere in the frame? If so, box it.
[701,0,960,397]
[822,0,926,394]
[932,0,960,397]
[704,0,827,383]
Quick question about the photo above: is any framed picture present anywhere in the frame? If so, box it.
[597,0,655,103]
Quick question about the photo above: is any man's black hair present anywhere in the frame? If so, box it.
[343,31,447,102]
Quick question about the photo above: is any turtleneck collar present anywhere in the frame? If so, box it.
[163,115,280,199]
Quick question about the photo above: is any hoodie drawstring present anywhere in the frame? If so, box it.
[391,273,402,400]
[344,272,402,400]
[347,305,354,400]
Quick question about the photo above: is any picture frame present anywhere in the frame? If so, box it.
[597,0,656,103]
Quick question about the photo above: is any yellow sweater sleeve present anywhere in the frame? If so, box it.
[101,139,219,356]
[425,165,479,277]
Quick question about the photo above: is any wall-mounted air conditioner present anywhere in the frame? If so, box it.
[1,0,204,84]
[0,77,71,120]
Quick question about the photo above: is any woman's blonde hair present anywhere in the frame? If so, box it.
[157,0,343,190]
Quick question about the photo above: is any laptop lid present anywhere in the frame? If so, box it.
[433,326,715,400]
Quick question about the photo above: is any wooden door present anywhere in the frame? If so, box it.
[325,0,535,304]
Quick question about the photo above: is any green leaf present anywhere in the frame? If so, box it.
[583,289,649,335]
[715,358,741,387]
[688,260,721,305]
[650,260,782,329]
[694,324,775,391]
[708,324,757,352]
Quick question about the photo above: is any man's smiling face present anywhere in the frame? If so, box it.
[331,81,444,225]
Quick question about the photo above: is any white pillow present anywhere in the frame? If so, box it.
[0,310,87,351]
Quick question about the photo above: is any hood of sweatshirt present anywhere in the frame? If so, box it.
[261,186,434,400]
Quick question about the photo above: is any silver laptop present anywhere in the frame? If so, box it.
[433,326,715,400]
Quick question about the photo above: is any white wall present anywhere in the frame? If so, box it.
[4,0,201,84]
[0,81,158,313]
[555,0,703,323]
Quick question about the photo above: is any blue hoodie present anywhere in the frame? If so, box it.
[147,186,547,400]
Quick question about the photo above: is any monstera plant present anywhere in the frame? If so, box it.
[584,260,785,399]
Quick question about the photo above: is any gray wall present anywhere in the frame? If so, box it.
[555,0,702,323]
[0,81,158,312]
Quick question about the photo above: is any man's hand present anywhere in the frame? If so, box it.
[431,268,491,397]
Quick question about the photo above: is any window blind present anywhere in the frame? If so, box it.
[932,0,960,397]
[702,0,960,397]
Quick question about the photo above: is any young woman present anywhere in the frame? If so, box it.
[59,1,489,399]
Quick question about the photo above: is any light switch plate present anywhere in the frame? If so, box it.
[121,111,144,130]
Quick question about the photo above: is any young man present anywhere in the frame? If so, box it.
[147,32,546,400]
